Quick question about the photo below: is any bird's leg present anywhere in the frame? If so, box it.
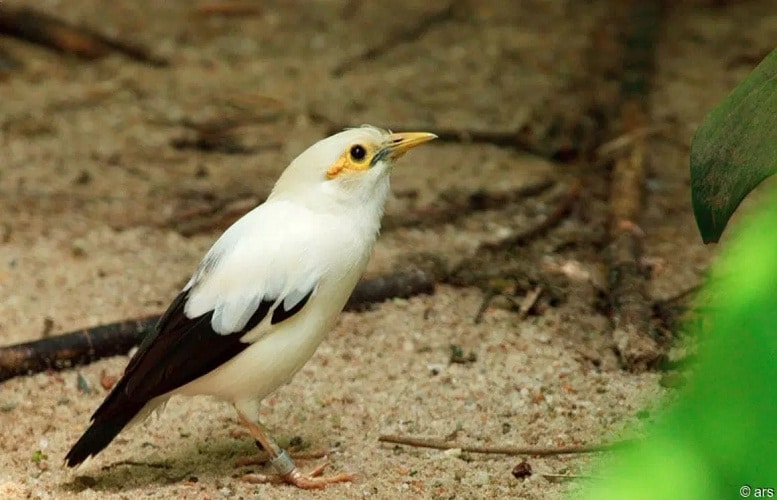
[235,408,354,489]
[236,448,329,467]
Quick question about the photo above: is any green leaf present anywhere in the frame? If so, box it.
[580,198,777,499]
[690,48,777,243]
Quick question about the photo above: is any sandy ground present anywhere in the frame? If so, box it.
[1,1,775,498]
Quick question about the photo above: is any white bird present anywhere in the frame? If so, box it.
[65,125,436,489]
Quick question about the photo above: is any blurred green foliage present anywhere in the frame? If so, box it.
[582,199,777,499]
[582,46,777,499]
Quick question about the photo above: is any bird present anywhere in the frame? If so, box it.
[65,125,436,489]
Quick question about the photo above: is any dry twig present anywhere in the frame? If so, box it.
[0,5,167,66]
[379,434,626,456]
[382,179,555,231]
[654,284,702,307]
[606,0,665,371]
[473,288,499,324]
[166,194,264,237]
[541,472,604,482]
[595,125,665,161]
[331,2,455,76]
[480,180,581,252]
[168,180,555,238]
[102,460,173,470]
[170,119,282,155]
[518,287,543,319]
[192,1,262,17]
[0,45,22,74]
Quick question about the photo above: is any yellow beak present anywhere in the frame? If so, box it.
[385,132,437,159]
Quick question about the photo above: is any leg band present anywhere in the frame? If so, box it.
[270,449,296,476]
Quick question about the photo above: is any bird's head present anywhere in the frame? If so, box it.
[270,125,436,212]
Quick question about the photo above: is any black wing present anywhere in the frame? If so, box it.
[65,286,313,466]
[121,290,273,398]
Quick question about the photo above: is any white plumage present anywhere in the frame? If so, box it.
[66,125,436,489]
[181,200,375,399]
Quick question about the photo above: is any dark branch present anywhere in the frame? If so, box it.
[606,0,665,371]
[0,270,436,382]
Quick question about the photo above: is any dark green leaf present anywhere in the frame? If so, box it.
[690,48,777,243]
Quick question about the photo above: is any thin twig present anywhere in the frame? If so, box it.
[0,5,168,66]
[170,118,283,155]
[541,472,604,481]
[596,125,665,161]
[445,181,581,291]
[382,179,555,231]
[164,194,265,237]
[0,44,22,73]
[518,287,543,319]
[192,1,262,17]
[378,434,627,456]
[481,180,582,252]
[654,284,702,306]
[331,2,455,76]
[473,289,498,324]
[102,459,173,470]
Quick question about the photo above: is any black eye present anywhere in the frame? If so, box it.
[349,145,366,161]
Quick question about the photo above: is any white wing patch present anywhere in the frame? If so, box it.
[212,294,265,334]
[180,208,322,338]
[283,286,312,312]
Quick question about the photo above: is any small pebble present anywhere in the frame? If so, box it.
[427,363,445,376]
[512,460,533,479]
[0,402,17,412]
[100,370,118,391]
[71,239,89,257]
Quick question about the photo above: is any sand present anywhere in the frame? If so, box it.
[1,0,775,498]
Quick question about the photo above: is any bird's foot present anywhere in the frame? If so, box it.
[235,449,329,467]
[242,461,354,489]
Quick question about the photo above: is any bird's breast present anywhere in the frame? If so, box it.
[176,262,364,403]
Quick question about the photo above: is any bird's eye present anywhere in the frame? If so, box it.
[349,145,367,161]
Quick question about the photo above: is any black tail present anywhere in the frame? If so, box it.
[65,386,145,467]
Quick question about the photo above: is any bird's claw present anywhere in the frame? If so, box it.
[305,462,330,478]
[242,461,354,489]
